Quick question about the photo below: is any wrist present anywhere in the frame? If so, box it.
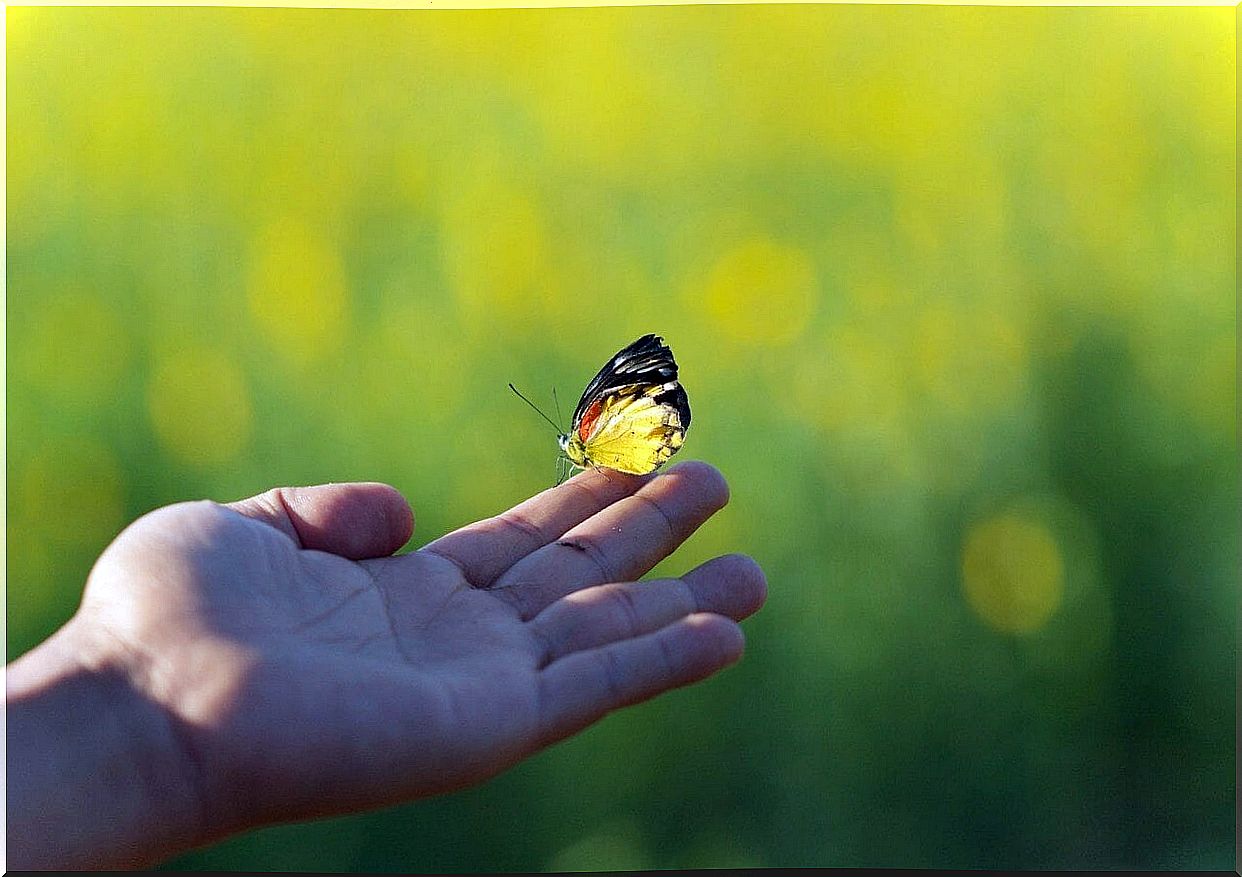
[6,614,208,869]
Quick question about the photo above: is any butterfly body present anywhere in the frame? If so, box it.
[557,334,691,476]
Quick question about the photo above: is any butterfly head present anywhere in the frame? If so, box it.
[558,431,589,469]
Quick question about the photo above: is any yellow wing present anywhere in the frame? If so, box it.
[580,383,687,475]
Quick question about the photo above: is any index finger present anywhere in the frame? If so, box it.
[421,467,654,587]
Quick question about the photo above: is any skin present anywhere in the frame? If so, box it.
[6,461,766,870]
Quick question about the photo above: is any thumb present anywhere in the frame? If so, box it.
[226,483,414,560]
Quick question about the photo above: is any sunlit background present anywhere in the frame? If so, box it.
[6,5,1235,870]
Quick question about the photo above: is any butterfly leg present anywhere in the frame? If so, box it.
[555,455,574,487]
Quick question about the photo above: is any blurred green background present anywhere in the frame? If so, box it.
[6,4,1236,870]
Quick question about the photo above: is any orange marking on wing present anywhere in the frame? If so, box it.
[577,398,604,442]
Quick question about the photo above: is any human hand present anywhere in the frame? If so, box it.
[5,462,765,869]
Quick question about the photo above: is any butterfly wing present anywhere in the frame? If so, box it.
[579,382,689,474]
[571,334,689,430]
[570,335,691,475]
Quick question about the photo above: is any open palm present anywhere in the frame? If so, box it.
[77,462,765,847]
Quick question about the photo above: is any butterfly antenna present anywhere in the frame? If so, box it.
[553,386,563,431]
[509,383,562,433]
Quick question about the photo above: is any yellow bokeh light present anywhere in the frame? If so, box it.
[247,216,350,366]
[700,238,816,345]
[961,512,1065,634]
[146,346,253,466]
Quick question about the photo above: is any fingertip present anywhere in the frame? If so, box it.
[362,482,416,546]
[249,482,414,560]
[332,481,415,555]
[663,460,730,511]
[683,553,768,620]
[728,553,768,614]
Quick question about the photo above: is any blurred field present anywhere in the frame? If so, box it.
[6,4,1236,870]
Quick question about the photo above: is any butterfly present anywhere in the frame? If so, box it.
[510,334,691,482]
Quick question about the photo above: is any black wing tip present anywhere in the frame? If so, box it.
[626,333,677,359]
[628,332,666,350]
[572,332,684,426]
